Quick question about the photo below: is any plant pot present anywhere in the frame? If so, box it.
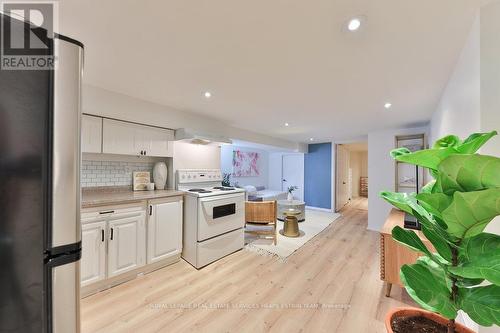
[386,308,475,333]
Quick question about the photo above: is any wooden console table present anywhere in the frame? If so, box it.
[380,209,433,297]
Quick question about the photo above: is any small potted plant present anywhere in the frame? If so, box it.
[287,185,298,201]
[380,131,500,333]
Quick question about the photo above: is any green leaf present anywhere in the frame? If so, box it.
[380,191,415,215]
[454,277,485,287]
[437,154,500,195]
[433,135,461,149]
[380,191,434,226]
[400,262,457,319]
[442,188,500,239]
[390,147,411,158]
[421,180,436,194]
[449,233,500,285]
[456,131,498,154]
[395,147,458,171]
[459,285,500,326]
[392,226,433,257]
[420,224,452,262]
[416,193,453,220]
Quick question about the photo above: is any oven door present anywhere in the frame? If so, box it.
[197,193,245,241]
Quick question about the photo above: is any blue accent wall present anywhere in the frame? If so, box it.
[304,143,332,209]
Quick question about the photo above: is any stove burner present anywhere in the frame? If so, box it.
[213,186,235,191]
[188,189,212,193]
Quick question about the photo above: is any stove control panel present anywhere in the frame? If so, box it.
[177,169,222,184]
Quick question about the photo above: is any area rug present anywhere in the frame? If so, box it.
[244,209,341,262]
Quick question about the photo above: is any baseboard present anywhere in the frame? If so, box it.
[305,206,334,212]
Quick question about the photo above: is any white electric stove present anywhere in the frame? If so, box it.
[177,169,246,269]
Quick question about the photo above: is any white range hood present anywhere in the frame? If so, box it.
[174,128,232,145]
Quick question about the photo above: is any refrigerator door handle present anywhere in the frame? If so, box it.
[50,37,84,251]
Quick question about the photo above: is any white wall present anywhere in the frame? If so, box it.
[481,0,500,238]
[367,126,429,232]
[220,145,269,188]
[83,84,304,152]
[268,152,305,201]
[480,4,500,333]
[430,15,481,143]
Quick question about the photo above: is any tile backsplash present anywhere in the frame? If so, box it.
[81,160,154,187]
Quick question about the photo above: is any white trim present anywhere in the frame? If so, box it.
[306,206,334,212]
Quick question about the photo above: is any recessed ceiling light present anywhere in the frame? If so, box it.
[204,91,212,98]
[347,18,361,31]
[384,102,392,109]
[309,138,314,141]
[284,122,289,127]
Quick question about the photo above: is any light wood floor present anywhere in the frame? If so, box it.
[81,198,414,333]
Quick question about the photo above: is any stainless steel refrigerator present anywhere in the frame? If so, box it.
[0,14,83,333]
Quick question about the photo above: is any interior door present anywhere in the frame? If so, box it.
[107,214,146,277]
[147,199,183,264]
[336,145,350,211]
[282,154,304,200]
[81,221,106,286]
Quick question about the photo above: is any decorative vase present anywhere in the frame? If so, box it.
[153,162,167,190]
[287,192,294,201]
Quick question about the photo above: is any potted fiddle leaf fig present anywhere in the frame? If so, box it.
[380,131,500,333]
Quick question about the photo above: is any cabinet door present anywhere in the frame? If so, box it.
[102,119,141,155]
[81,115,102,153]
[107,214,146,277]
[143,127,174,157]
[147,198,183,264]
[81,221,106,286]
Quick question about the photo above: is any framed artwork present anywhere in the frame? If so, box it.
[232,150,260,177]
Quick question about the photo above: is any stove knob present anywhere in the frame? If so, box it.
[182,175,186,179]
[188,175,191,179]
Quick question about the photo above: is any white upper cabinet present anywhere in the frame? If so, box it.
[147,197,183,264]
[102,119,173,157]
[102,119,139,155]
[143,126,174,157]
[81,115,102,153]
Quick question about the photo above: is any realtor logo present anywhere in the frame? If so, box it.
[1,1,58,70]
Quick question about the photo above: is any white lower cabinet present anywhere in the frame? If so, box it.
[81,221,106,287]
[80,197,183,295]
[147,197,183,264]
[107,214,146,278]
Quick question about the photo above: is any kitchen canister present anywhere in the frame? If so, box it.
[153,162,168,190]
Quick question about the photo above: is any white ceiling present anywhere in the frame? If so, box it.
[59,0,479,143]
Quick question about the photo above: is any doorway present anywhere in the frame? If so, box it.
[335,142,368,211]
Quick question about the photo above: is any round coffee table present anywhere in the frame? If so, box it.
[277,200,306,222]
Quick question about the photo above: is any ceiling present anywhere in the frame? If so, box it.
[59,0,480,143]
